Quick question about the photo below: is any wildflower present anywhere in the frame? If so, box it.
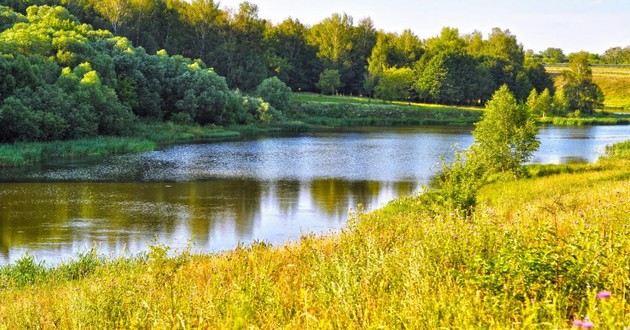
[582,321,594,329]
[572,320,584,328]
[596,291,611,299]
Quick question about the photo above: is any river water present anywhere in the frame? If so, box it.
[0,125,627,265]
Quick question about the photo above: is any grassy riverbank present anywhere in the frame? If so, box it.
[1,94,627,167]
[0,141,628,328]
[0,122,241,167]
[538,112,630,126]
[0,97,480,167]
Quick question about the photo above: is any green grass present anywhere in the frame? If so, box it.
[294,92,481,111]
[0,122,241,167]
[0,141,628,328]
[546,65,630,110]
[290,93,482,127]
[538,112,630,126]
[0,137,156,167]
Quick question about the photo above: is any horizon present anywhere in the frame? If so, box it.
[218,0,630,54]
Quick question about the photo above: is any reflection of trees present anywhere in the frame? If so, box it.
[0,179,265,260]
[310,179,382,218]
[393,181,417,197]
[274,180,301,217]
[184,179,263,244]
[0,178,416,263]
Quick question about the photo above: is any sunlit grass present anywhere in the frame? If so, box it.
[547,65,630,109]
[294,92,482,111]
[290,93,482,127]
[0,141,628,328]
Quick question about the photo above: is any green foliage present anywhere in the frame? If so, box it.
[540,47,567,64]
[0,5,276,143]
[561,53,605,115]
[415,51,493,105]
[255,76,292,110]
[473,85,540,173]
[317,69,342,95]
[374,67,414,101]
[527,88,553,117]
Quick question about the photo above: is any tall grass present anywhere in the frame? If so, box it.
[0,137,156,167]
[0,122,242,167]
[0,141,628,328]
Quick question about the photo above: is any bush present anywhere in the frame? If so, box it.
[255,77,292,111]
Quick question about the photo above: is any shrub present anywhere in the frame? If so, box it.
[255,77,292,111]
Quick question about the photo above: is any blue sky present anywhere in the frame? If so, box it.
[218,0,630,54]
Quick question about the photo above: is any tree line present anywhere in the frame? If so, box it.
[0,1,607,144]
[2,0,557,104]
[0,5,284,142]
[536,47,630,65]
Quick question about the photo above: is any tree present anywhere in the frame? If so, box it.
[415,51,493,105]
[472,85,539,173]
[561,52,604,115]
[540,47,566,64]
[255,77,292,110]
[526,88,552,118]
[317,69,342,95]
[374,67,414,101]
[265,18,320,91]
[93,0,131,34]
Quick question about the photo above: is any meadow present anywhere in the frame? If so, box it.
[289,93,482,127]
[0,141,627,328]
[546,64,630,110]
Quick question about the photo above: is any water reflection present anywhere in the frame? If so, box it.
[0,179,420,264]
[0,125,628,265]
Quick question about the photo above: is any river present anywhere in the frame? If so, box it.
[0,125,628,265]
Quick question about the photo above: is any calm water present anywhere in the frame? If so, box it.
[0,125,628,265]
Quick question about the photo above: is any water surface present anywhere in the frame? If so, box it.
[0,125,627,265]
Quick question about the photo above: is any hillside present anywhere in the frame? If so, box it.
[547,64,630,109]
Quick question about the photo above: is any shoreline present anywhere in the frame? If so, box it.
[2,111,629,168]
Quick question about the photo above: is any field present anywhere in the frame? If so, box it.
[546,64,630,110]
[290,93,482,127]
[0,141,628,328]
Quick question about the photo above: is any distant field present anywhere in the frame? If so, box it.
[293,92,482,112]
[546,65,630,110]
[290,93,482,127]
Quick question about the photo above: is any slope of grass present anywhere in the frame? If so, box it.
[0,142,628,328]
[546,65,630,110]
[291,93,482,127]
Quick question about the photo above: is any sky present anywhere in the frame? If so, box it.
[217,0,630,54]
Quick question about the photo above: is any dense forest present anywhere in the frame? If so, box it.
[0,0,614,144]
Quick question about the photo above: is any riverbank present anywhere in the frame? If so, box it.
[0,141,628,328]
[0,99,480,167]
[0,122,243,167]
[1,97,628,168]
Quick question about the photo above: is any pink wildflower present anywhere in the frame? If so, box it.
[572,320,584,328]
[596,291,611,299]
